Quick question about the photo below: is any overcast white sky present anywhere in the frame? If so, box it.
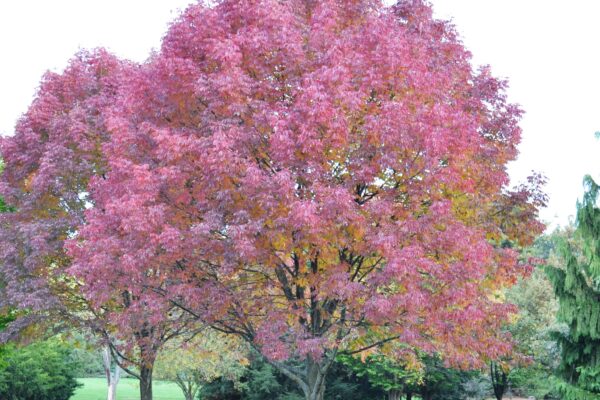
[1,1,598,228]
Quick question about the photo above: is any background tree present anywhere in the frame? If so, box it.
[0,51,120,335]
[323,360,385,400]
[490,361,508,400]
[64,1,546,399]
[338,353,421,400]
[155,332,247,400]
[0,50,198,400]
[416,356,476,400]
[546,176,600,399]
[503,260,560,398]
[338,352,483,400]
[102,346,121,400]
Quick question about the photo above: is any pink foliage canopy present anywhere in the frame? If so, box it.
[1,0,546,373]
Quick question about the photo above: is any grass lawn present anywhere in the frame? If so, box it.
[72,377,184,400]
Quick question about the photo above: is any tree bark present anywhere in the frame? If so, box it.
[174,375,196,400]
[268,356,327,400]
[107,379,117,400]
[421,392,433,400]
[140,365,153,400]
[406,391,413,400]
[388,389,401,400]
[305,356,326,400]
[490,361,508,400]
[182,386,194,400]
[103,347,120,400]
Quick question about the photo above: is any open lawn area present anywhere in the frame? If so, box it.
[72,378,184,400]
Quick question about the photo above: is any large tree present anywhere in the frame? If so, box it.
[546,177,600,399]
[0,51,197,400]
[1,1,545,400]
[65,1,545,399]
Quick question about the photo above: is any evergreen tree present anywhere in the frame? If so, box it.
[337,353,420,400]
[546,176,600,399]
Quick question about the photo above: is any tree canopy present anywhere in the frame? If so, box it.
[0,1,546,399]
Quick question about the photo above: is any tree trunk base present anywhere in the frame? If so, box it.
[140,366,153,400]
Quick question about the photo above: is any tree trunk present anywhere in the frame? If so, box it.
[140,365,153,400]
[421,392,433,400]
[103,347,120,400]
[388,389,401,400]
[269,355,329,400]
[108,366,120,400]
[305,356,326,400]
[406,391,413,400]
[107,381,117,400]
[175,376,195,400]
[490,361,508,400]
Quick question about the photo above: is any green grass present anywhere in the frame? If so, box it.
[72,377,184,400]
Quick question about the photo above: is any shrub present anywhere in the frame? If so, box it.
[0,340,81,400]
